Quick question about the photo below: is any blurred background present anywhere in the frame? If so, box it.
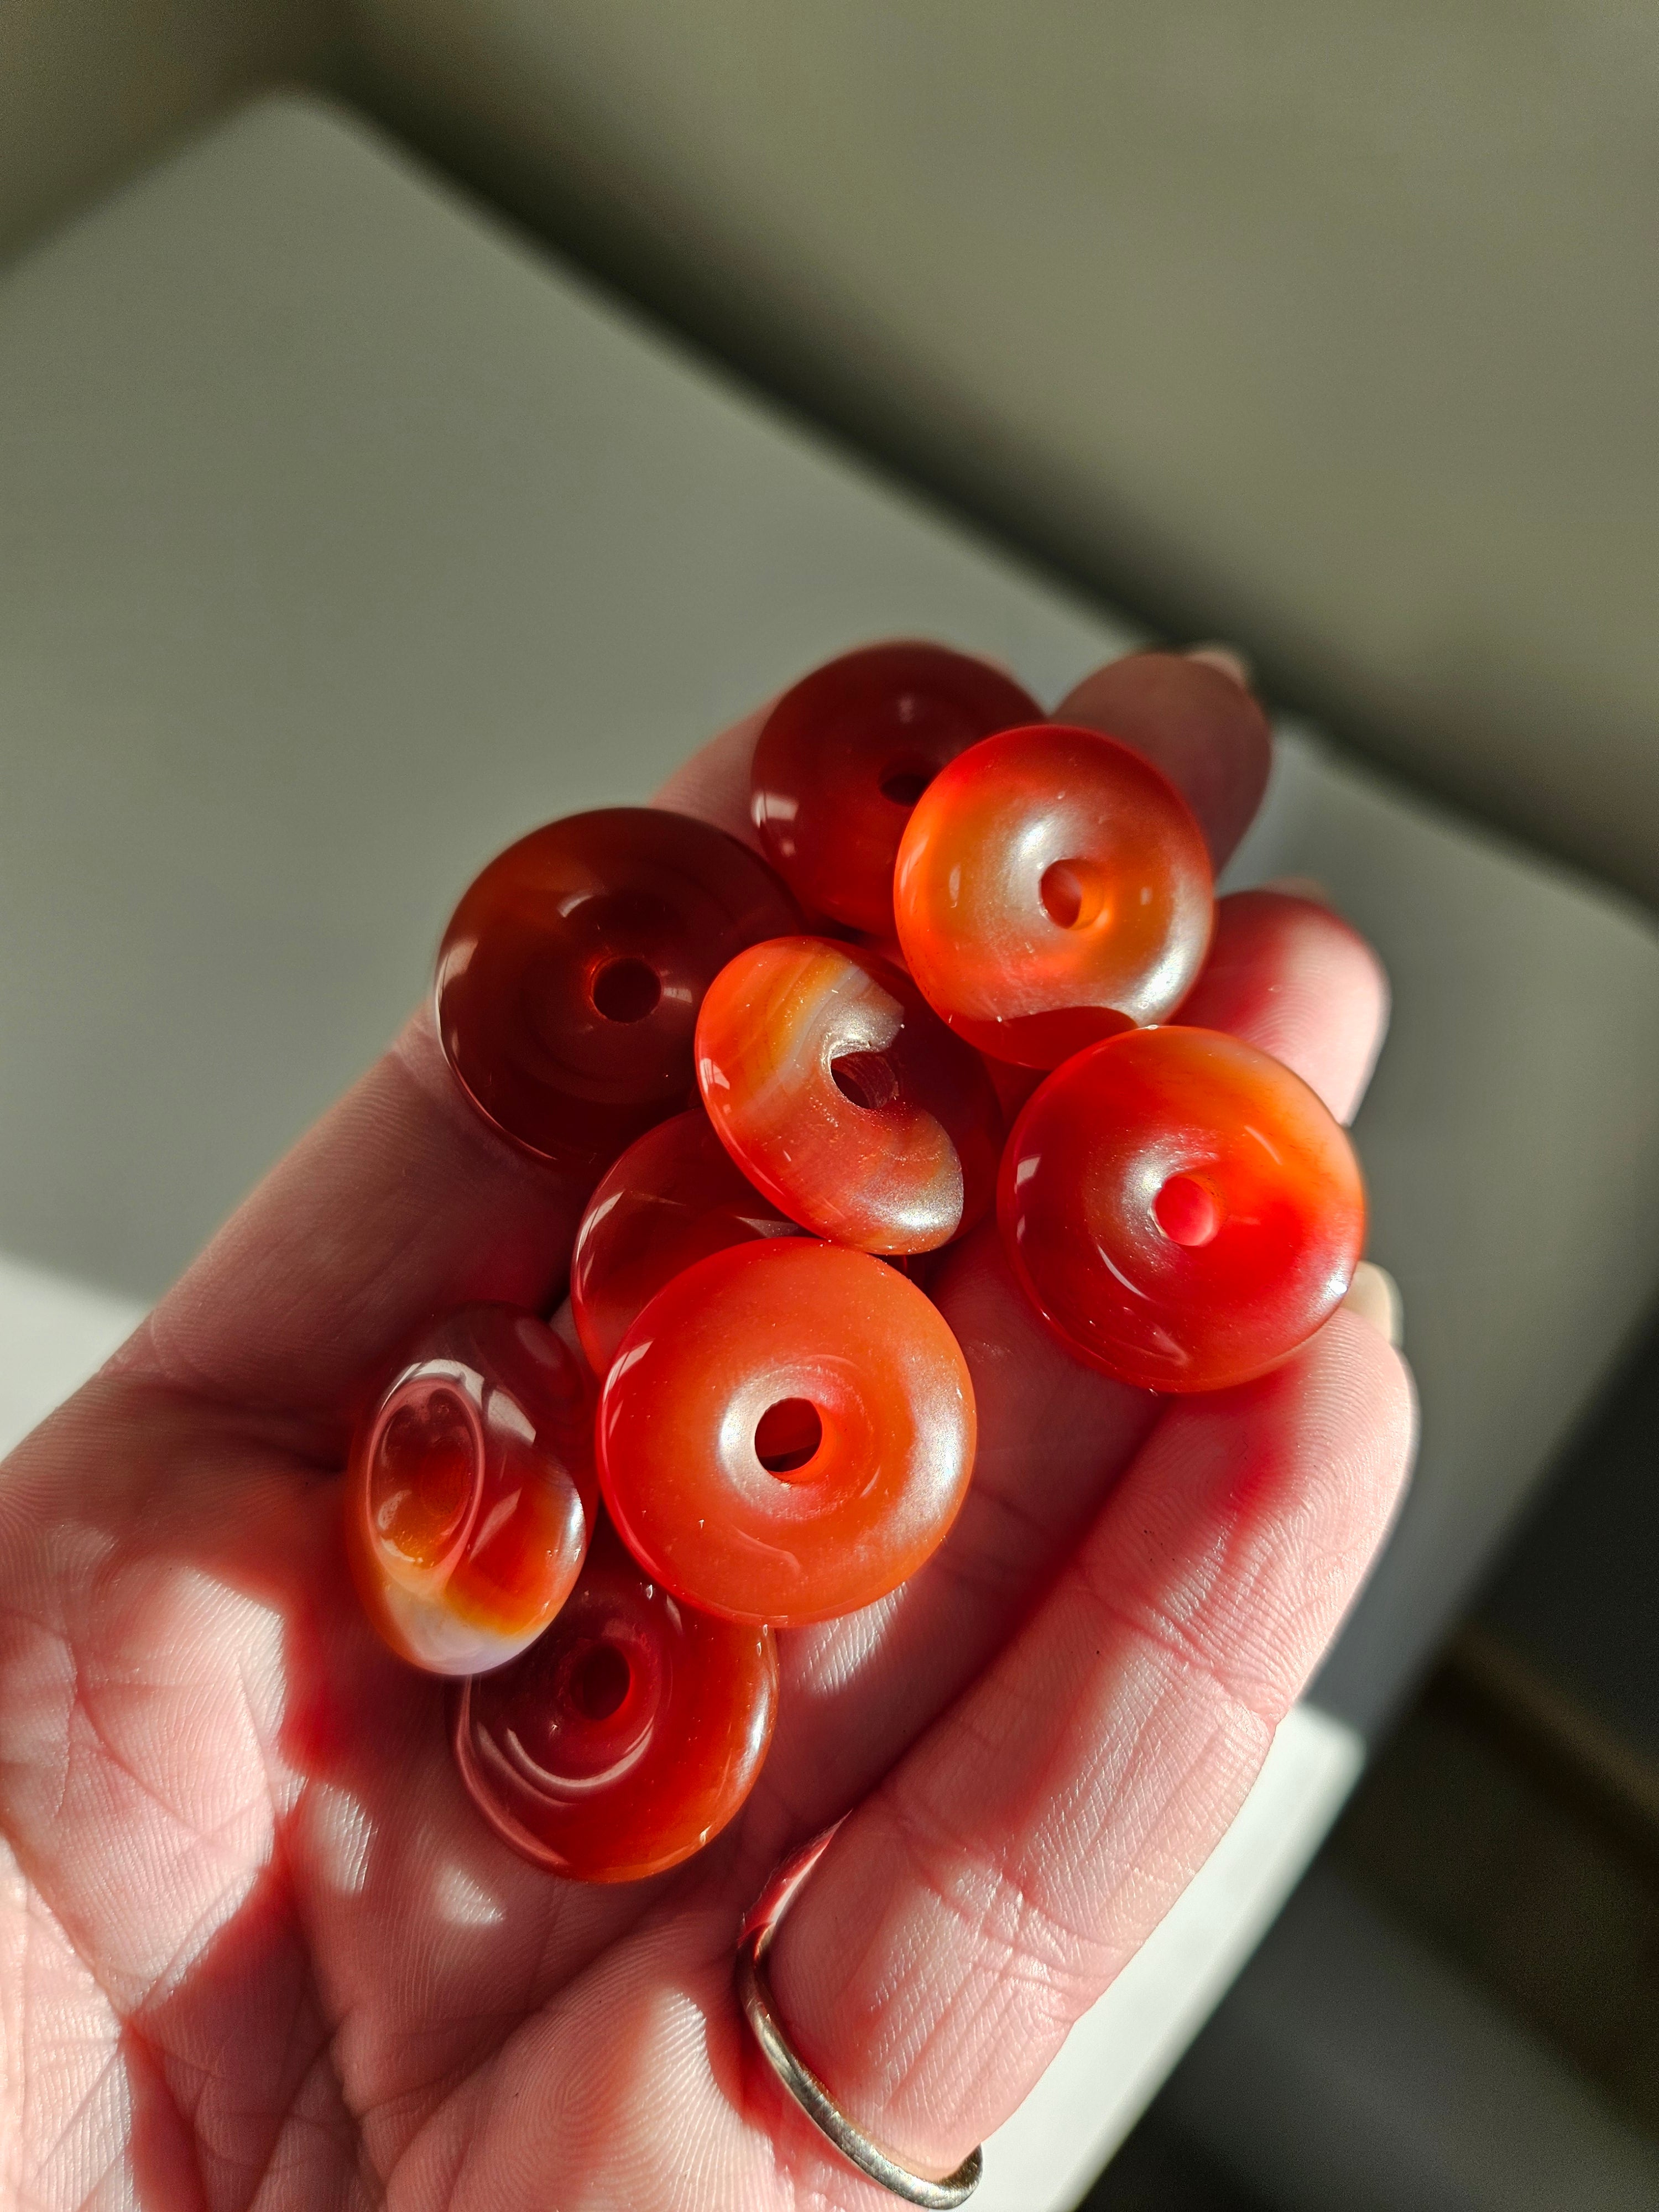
[2,5,1658,2206]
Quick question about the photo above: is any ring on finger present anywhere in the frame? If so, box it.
[735,1848,983,2208]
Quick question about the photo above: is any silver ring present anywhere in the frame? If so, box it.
[736,1911,983,2206]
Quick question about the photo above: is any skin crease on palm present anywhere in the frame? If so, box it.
[0,649,1415,2211]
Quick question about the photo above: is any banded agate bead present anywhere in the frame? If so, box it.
[346,1305,595,1675]
[696,936,1002,1253]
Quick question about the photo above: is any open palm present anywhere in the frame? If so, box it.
[0,654,1413,2210]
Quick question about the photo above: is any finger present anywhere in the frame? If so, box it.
[652,706,769,850]
[116,1015,587,1448]
[765,1311,1415,2179]
[743,1226,1158,1857]
[749,885,1391,1853]
[1343,1259,1404,1346]
[1174,888,1389,1123]
[1056,648,1273,868]
[1186,642,1254,689]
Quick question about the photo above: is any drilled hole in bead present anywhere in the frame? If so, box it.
[831,1051,900,1111]
[755,1397,823,1475]
[1040,857,1110,931]
[1154,1173,1222,1249]
[879,759,934,807]
[372,1385,478,1567]
[570,1642,632,1721]
[591,956,661,1023]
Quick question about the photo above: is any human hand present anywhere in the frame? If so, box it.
[0,651,1413,2209]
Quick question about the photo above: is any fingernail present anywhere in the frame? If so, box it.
[1259,874,1333,906]
[1186,642,1254,690]
[1343,1261,1403,1348]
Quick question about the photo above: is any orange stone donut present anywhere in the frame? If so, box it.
[894,723,1214,1067]
[597,1239,976,1625]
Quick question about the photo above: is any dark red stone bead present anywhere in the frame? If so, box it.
[451,1520,778,1882]
[750,642,1041,936]
[570,1108,802,1376]
[999,1026,1365,1391]
[436,808,801,1168]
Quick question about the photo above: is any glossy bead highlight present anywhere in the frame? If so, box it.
[452,1521,778,1882]
[999,1026,1365,1391]
[894,723,1214,1066]
[696,936,1003,1252]
[436,807,800,1168]
[750,640,1041,935]
[346,1306,597,1674]
[598,1239,976,1624]
[570,1109,802,1375]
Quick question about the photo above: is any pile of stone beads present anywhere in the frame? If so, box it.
[346,641,1364,1882]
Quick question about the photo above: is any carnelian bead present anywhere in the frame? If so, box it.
[570,1109,802,1375]
[597,1239,975,1625]
[346,1306,596,1675]
[436,808,801,1168]
[999,1026,1365,1392]
[695,936,1003,1252]
[750,641,1041,935]
[893,723,1214,1067]
[451,1521,778,1882]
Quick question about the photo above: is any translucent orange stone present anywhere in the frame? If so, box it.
[570,1109,803,1376]
[451,1521,778,1883]
[345,1306,596,1674]
[597,1239,976,1625]
[999,1027,1365,1391]
[750,640,1041,935]
[695,936,1003,1253]
[435,807,800,1169]
[893,724,1214,1066]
